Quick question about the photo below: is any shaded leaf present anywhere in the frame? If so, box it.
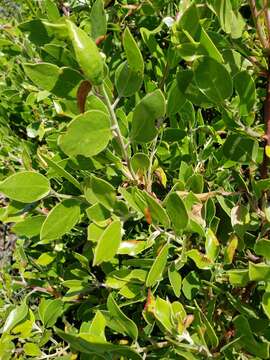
[107,294,138,340]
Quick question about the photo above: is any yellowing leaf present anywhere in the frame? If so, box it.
[266,145,270,158]
[205,228,219,261]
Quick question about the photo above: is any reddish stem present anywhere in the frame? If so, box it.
[260,57,270,179]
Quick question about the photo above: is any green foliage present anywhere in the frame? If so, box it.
[1,0,270,359]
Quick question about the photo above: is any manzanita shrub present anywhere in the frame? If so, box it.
[2,0,270,358]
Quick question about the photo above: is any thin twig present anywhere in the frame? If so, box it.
[146,119,164,192]
[260,57,270,179]
[247,55,268,76]
[176,190,242,201]
[112,96,121,110]
[38,346,70,359]
[264,0,270,45]
[158,61,169,90]
[146,135,158,192]
[249,0,269,48]
[137,341,169,353]
[100,84,137,180]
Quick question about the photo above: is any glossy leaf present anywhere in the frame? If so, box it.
[167,80,186,115]
[40,153,81,191]
[66,20,104,85]
[199,27,223,63]
[86,311,106,342]
[233,315,269,358]
[3,302,28,333]
[223,134,258,163]
[254,239,270,259]
[186,249,213,269]
[228,269,249,287]
[209,0,245,39]
[44,0,60,21]
[86,203,111,225]
[130,153,150,174]
[175,4,201,42]
[182,271,201,300]
[262,290,270,320]
[23,342,41,357]
[194,300,218,348]
[115,61,143,97]
[117,240,153,256]
[154,296,174,333]
[115,27,144,97]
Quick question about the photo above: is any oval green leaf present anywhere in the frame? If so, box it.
[131,153,150,174]
[146,243,169,287]
[55,328,142,359]
[205,228,219,262]
[91,175,116,211]
[168,263,182,297]
[39,299,63,328]
[194,56,233,104]
[131,90,166,143]
[23,63,83,98]
[107,294,138,340]
[143,191,170,228]
[115,61,143,97]
[40,199,81,242]
[90,0,107,40]
[0,172,50,203]
[249,262,270,282]
[123,27,144,74]
[93,220,121,266]
[3,302,29,333]
[66,20,104,85]
[12,216,45,237]
[58,110,111,158]
[165,192,188,233]
[234,70,256,116]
